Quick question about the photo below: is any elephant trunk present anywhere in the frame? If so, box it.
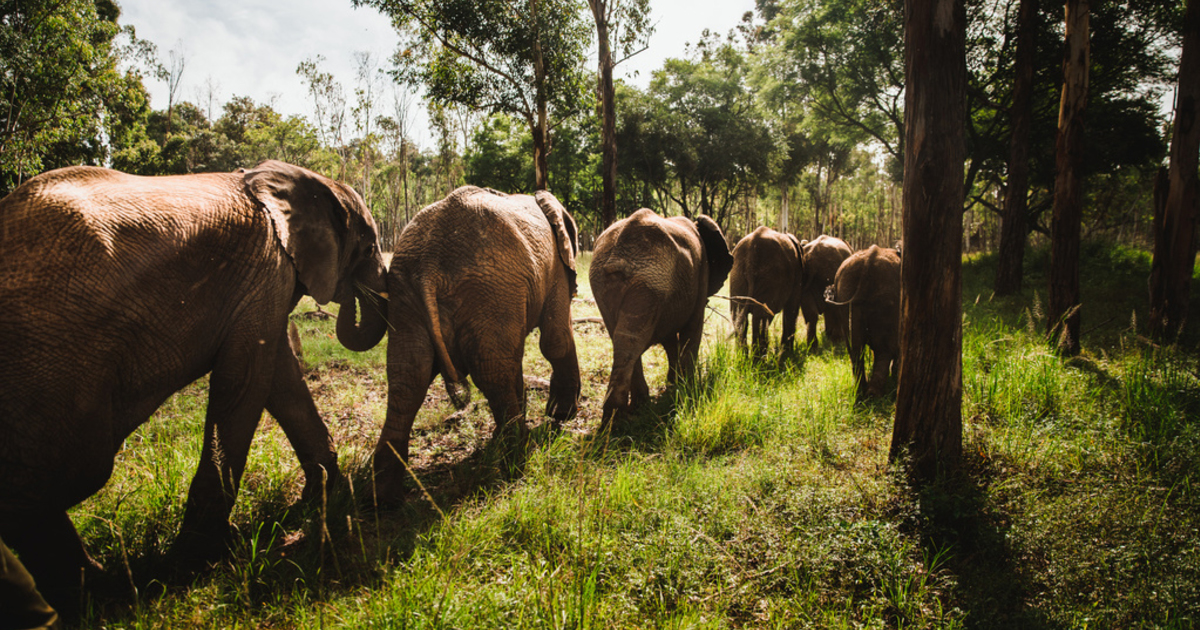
[336,287,388,351]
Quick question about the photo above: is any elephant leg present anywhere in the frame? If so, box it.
[630,357,650,408]
[751,314,769,358]
[826,305,849,346]
[849,309,868,396]
[800,298,820,352]
[675,311,705,385]
[781,304,800,357]
[0,510,96,615]
[374,330,436,506]
[538,292,581,423]
[265,332,338,503]
[868,343,894,398]
[602,321,654,429]
[177,340,277,556]
[663,335,681,387]
[0,534,60,629]
[472,354,528,459]
[732,303,748,349]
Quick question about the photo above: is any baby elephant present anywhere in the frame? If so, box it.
[589,209,734,427]
[730,226,805,357]
[373,186,581,504]
[826,245,902,397]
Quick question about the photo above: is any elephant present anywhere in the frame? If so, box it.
[729,226,805,357]
[799,234,853,350]
[368,186,581,504]
[589,209,734,427]
[0,160,388,608]
[825,245,902,397]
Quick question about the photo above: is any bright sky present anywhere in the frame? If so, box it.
[118,0,757,148]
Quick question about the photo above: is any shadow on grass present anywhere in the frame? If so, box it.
[911,452,1051,630]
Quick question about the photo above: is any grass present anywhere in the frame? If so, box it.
[62,244,1200,628]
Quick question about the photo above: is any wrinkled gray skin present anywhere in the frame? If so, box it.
[826,245,902,397]
[730,226,805,357]
[589,209,734,427]
[0,161,387,607]
[370,186,581,505]
[800,235,853,350]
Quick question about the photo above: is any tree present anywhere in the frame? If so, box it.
[617,39,776,229]
[159,41,186,138]
[0,0,152,192]
[1149,0,1200,340]
[993,0,1038,296]
[587,0,652,227]
[356,0,591,190]
[891,0,966,481]
[1047,0,1090,356]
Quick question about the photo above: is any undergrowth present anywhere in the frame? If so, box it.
[61,243,1200,629]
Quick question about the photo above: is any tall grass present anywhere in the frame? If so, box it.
[64,244,1200,628]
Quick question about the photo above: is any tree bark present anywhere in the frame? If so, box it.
[1148,0,1200,340]
[1047,0,1089,356]
[531,0,551,190]
[891,0,966,482]
[591,0,619,228]
[994,0,1038,296]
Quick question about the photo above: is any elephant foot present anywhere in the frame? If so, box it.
[370,452,409,509]
[545,395,578,423]
[300,460,340,504]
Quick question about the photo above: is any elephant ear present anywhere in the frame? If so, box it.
[535,190,579,295]
[695,215,733,296]
[244,160,348,304]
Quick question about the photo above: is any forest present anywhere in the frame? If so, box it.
[2,0,1200,627]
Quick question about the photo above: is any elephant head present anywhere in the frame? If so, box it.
[243,160,389,351]
[696,215,734,296]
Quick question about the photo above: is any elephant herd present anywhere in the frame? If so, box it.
[0,161,901,618]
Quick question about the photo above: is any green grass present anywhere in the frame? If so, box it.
[63,244,1200,628]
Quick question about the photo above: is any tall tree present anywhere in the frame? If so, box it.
[0,0,152,192]
[993,0,1039,296]
[1047,0,1090,355]
[891,0,966,481]
[1149,0,1200,340]
[588,0,652,227]
[357,0,591,190]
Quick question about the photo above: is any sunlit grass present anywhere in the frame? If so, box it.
[67,244,1200,628]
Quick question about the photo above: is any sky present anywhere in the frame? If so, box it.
[119,0,758,148]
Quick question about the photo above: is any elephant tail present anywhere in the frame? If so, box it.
[825,246,879,307]
[423,280,471,409]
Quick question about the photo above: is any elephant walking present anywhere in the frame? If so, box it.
[799,235,853,350]
[826,245,902,397]
[589,209,733,427]
[730,226,805,357]
[0,161,388,608]
[370,186,581,504]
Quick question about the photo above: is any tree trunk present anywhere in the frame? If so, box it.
[994,0,1038,296]
[891,0,966,482]
[591,0,619,228]
[1149,0,1200,340]
[1047,0,1089,356]
[531,0,551,190]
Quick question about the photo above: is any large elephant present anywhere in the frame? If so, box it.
[369,186,581,504]
[589,209,734,426]
[729,226,804,357]
[0,161,387,607]
[799,234,853,350]
[826,245,902,397]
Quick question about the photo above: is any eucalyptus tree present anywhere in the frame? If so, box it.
[355,0,592,190]
[587,0,653,227]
